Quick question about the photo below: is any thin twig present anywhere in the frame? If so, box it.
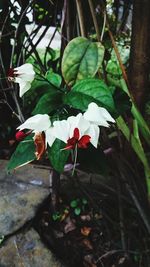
[76,0,86,37]
[88,0,101,41]
[116,177,127,253]
[10,0,36,67]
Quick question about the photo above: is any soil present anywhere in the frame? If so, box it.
[34,177,150,267]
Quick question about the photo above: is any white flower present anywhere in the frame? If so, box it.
[17,114,56,147]
[53,113,100,149]
[53,113,90,143]
[84,102,115,127]
[8,63,35,97]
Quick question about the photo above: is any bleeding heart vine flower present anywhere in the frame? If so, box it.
[8,63,35,97]
[53,113,92,150]
[17,114,56,147]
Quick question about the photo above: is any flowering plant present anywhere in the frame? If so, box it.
[7,37,117,174]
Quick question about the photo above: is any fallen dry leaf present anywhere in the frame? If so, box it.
[64,216,76,233]
[81,226,92,236]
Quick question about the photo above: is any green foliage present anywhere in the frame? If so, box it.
[106,42,130,77]
[74,207,81,215]
[52,212,61,221]
[7,135,36,171]
[45,71,62,88]
[48,139,70,173]
[32,91,62,115]
[70,199,79,208]
[24,79,54,113]
[63,78,115,113]
[62,37,105,86]
[70,198,88,216]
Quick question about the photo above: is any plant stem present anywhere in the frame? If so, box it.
[49,169,60,213]
[76,0,86,37]
[88,0,101,41]
[116,116,150,195]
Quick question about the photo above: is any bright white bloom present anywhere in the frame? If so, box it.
[8,63,35,97]
[53,120,70,143]
[84,102,115,127]
[53,113,90,143]
[17,114,56,147]
[53,113,100,149]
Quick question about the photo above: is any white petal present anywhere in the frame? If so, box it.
[68,113,90,138]
[16,73,35,82]
[53,120,70,143]
[14,64,35,91]
[16,79,31,97]
[98,107,115,123]
[45,127,56,147]
[14,63,35,75]
[86,124,100,148]
[84,102,114,127]
[17,114,51,132]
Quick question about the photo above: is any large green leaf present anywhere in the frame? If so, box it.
[45,71,62,88]
[48,139,70,173]
[63,78,115,113]
[7,135,36,171]
[32,91,62,115]
[62,37,105,86]
[24,79,57,114]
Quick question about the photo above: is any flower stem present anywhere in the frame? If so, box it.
[72,144,78,176]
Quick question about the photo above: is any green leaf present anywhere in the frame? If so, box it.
[7,135,36,171]
[48,139,70,173]
[24,79,56,114]
[32,91,62,115]
[74,207,81,216]
[116,116,150,189]
[52,212,61,221]
[62,37,105,86]
[46,71,62,88]
[63,78,115,113]
[106,60,122,77]
[70,199,79,208]
[82,198,88,205]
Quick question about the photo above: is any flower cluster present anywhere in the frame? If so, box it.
[10,63,115,160]
[16,102,115,158]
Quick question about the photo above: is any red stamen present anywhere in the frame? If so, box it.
[8,68,19,79]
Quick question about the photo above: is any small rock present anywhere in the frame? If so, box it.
[0,228,64,267]
[0,160,50,236]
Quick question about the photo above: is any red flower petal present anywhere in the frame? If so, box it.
[65,136,76,150]
[78,135,91,148]
[73,128,80,140]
